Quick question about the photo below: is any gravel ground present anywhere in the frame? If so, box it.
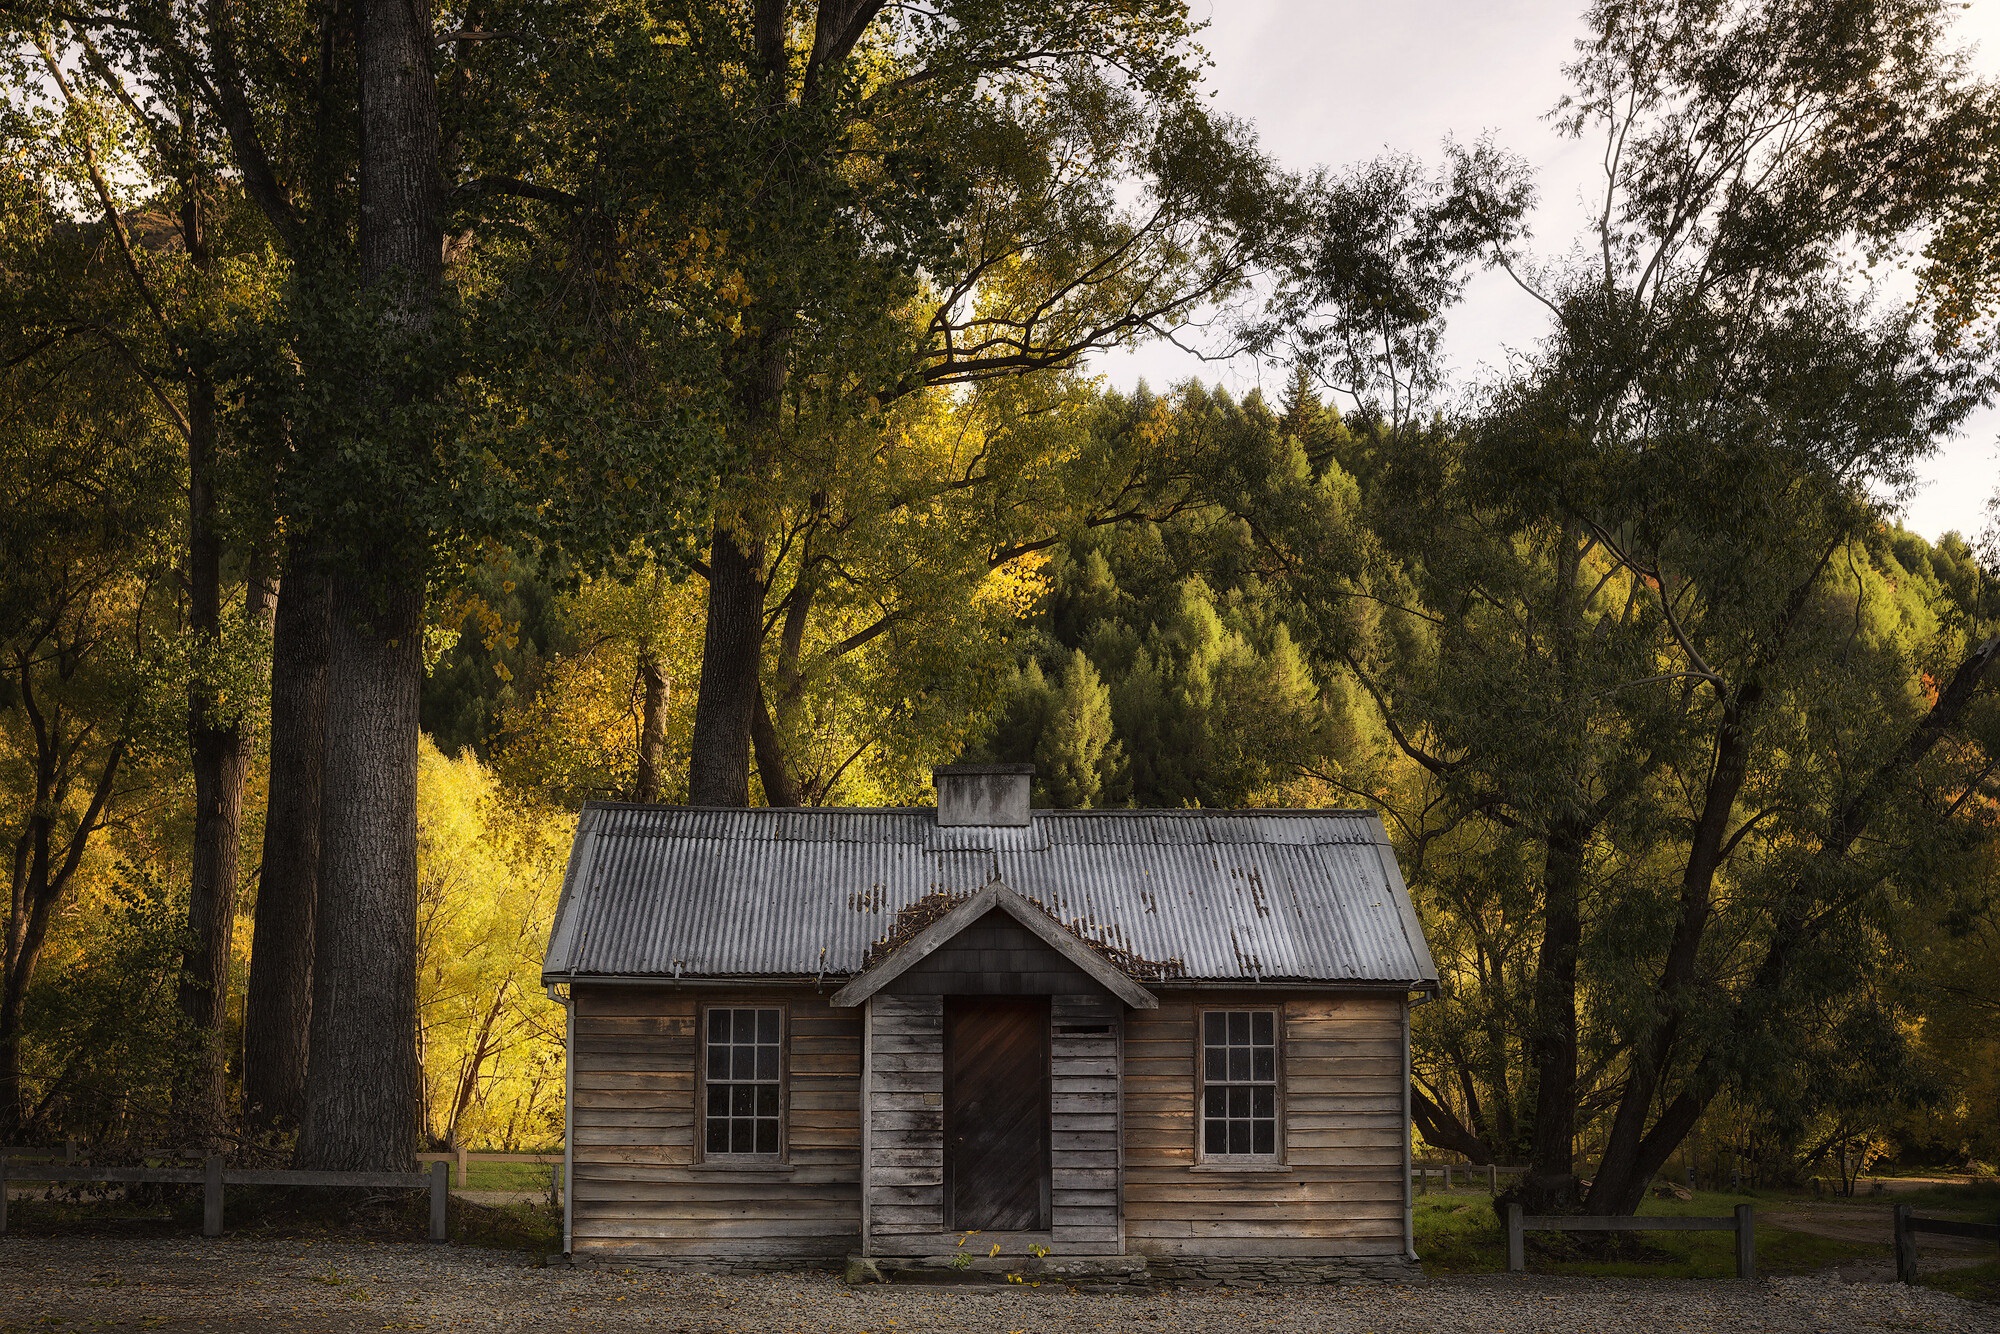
[0,1237,1993,1334]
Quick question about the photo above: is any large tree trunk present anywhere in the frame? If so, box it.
[687,526,766,806]
[1518,828,1586,1212]
[294,0,440,1172]
[297,575,425,1168]
[243,541,329,1129]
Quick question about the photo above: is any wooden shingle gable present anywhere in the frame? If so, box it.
[827,880,1159,1010]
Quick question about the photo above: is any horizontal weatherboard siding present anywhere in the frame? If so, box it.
[1122,990,1408,1259]
[569,985,861,1260]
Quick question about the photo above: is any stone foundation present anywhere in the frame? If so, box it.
[573,1251,1423,1287]
[1145,1255,1423,1287]
[569,1254,844,1275]
[841,1253,1421,1288]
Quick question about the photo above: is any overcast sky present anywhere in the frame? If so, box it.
[1096,0,2000,543]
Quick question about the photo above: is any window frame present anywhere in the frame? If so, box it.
[1194,1005,1285,1166]
[695,1002,789,1165]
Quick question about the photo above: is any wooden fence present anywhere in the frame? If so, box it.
[415,1149,563,1189]
[1893,1204,2000,1284]
[1414,1161,1526,1195]
[1505,1202,1757,1279]
[0,1154,450,1241]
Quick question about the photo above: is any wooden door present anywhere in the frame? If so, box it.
[944,997,1049,1231]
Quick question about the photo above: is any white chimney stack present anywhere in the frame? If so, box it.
[932,764,1034,827]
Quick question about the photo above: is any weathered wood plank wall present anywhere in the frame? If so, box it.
[570,983,1407,1264]
[862,994,945,1251]
[1123,991,1407,1259]
[1050,993,1123,1253]
[568,985,861,1260]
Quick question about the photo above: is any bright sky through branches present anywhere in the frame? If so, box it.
[1096,0,2000,542]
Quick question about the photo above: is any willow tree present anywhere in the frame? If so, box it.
[1252,0,2000,1213]
[475,0,1273,805]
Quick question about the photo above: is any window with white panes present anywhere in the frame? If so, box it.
[1200,1009,1278,1157]
[703,1007,782,1156]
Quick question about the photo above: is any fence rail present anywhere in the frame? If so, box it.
[1414,1161,1527,1195]
[1894,1204,2000,1284]
[0,1155,449,1241]
[1505,1202,1757,1279]
[415,1150,563,1189]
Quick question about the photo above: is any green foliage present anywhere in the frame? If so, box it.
[1034,650,1118,809]
[972,384,1379,809]
[18,870,190,1141]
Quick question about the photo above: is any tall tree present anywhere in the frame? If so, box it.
[5,21,286,1144]
[508,0,1273,806]
[1251,0,2000,1212]
[42,0,726,1159]
[242,545,326,1127]
[0,140,181,1131]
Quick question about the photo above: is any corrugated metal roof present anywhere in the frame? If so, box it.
[542,805,1437,988]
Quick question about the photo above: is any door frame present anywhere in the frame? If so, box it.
[942,994,1052,1232]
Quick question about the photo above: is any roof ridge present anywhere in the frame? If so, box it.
[575,801,1381,817]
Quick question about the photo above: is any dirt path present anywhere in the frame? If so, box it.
[2,1236,1994,1334]
[1762,1201,1995,1278]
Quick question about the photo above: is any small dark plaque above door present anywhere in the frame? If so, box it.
[944,996,1050,1231]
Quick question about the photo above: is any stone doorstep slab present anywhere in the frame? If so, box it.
[845,1253,1150,1286]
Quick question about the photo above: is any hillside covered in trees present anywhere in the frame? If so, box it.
[6,0,2000,1216]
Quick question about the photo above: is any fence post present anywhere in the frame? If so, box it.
[65,1137,76,1165]
[1506,1203,1525,1273]
[430,1161,448,1243]
[455,1146,468,1189]
[1894,1204,1917,1284]
[203,1156,224,1238]
[1734,1203,1754,1281]
[550,1163,563,1210]
[1,1149,10,1236]
[1487,1163,1497,1195]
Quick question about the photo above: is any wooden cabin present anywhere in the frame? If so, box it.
[541,764,1438,1283]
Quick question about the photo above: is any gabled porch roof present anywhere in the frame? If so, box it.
[826,879,1159,1009]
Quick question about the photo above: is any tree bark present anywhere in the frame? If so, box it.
[687,526,766,806]
[244,541,329,1129]
[1520,827,1586,1212]
[1410,1084,1492,1164]
[297,573,425,1169]
[751,682,800,807]
[632,645,669,803]
[294,0,440,1172]
[178,376,278,1147]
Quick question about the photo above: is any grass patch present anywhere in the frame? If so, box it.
[1,1185,559,1254]
[1411,1187,1882,1278]
[462,1160,563,1194]
[1916,1259,2000,1306]
[1872,1180,2000,1215]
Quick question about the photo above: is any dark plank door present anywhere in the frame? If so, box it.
[945,997,1049,1231]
